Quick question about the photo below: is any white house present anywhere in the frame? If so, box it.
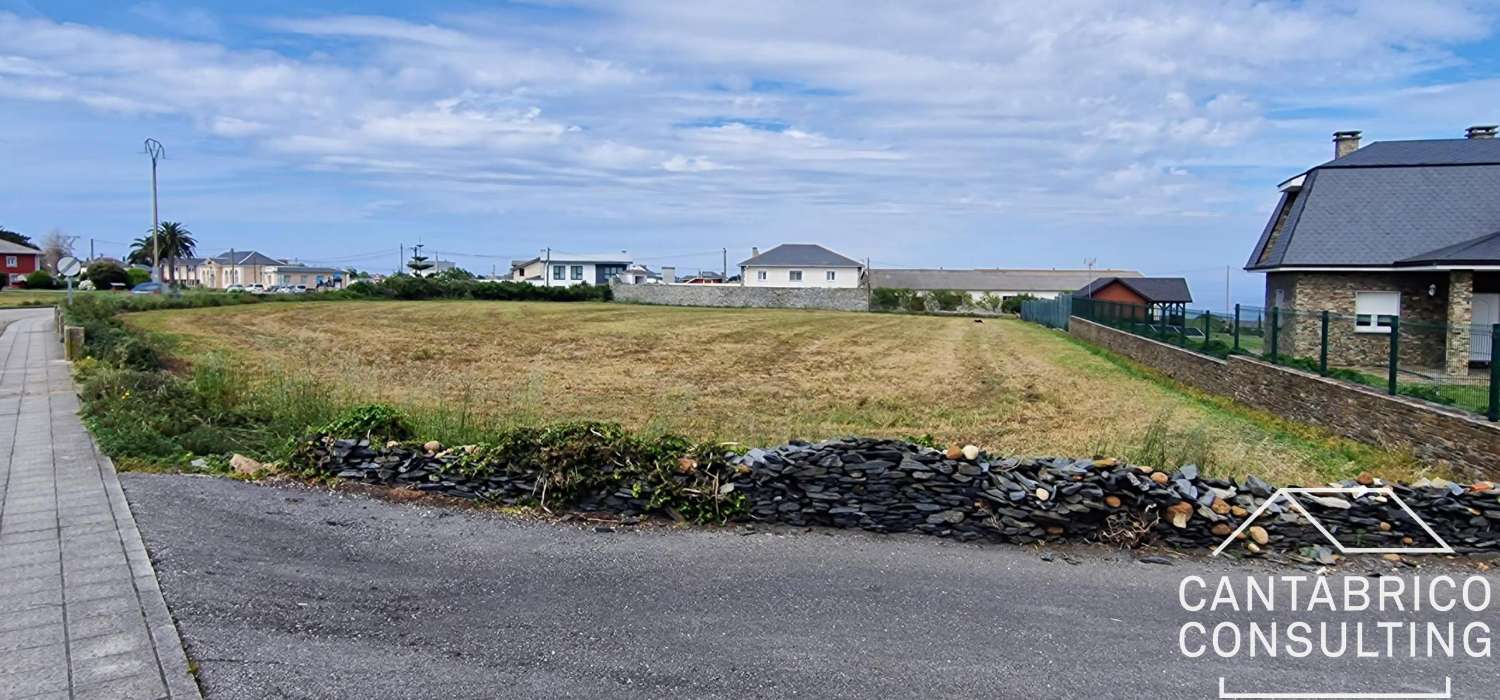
[510,252,631,287]
[615,264,662,285]
[739,244,863,288]
[867,268,1143,302]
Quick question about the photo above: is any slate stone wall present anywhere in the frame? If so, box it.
[611,280,870,312]
[305,436,1500,557]
[1070,317,1500,479]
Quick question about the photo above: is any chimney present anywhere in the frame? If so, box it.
[1332,130,1362,159]
[661,266,676,284]
[751,246,759,258]
[1466,125,1498,139]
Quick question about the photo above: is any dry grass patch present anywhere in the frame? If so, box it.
[126,300,1429,484]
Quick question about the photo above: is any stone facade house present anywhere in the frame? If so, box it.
[1245,127,1500,375]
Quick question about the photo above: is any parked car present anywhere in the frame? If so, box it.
[225,284,246,293]
[130,282,164,295]
[247,284,268,295]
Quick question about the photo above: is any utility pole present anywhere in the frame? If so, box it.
[1225,265,1231,315]
[722,248,727,279]
[144,138,165,283]
[89,238,95,262]
[544,248,551,287]
[1084,257,1097,299]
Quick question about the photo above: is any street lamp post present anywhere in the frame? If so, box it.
[144,138,165,283]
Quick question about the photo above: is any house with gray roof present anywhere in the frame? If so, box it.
[1245,126,1500,374]
[740,244,863,288]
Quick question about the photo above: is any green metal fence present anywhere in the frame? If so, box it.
[1019,296,1070,330]
[1071,298,1499,421]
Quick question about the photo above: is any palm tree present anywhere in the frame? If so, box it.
[129,222,197,283]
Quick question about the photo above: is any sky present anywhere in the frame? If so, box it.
[3,1,1500,306]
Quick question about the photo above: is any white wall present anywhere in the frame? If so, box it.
[513,260,606,287]
[742,265,862,288]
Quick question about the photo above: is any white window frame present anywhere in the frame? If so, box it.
[570,265,584,281]
[756,270,767,281]
[789,270,803,282]
[552,265,565,280]
[826,270,837,281]
[4,256,15,267]
[1354,291,1400,334]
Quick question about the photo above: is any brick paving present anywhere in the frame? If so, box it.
[0,309,199,700]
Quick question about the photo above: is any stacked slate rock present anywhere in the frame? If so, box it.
[304,435,1500,556]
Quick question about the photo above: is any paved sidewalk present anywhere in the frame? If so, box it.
[0,309,199,700]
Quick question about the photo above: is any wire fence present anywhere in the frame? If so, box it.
[1070,297,1500,421]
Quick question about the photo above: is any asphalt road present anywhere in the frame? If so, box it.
[121,474,1498,699]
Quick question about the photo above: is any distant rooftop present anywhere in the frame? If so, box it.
[739,243,862,268]
[870,268,1140,292]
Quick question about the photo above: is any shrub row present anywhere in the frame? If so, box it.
[345,276,611,302]
[871,287,1033,314]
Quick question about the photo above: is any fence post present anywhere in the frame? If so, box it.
[1319,311,1329,376]
[1233,304,1241,352]
[63,326,85,361]
[1269,306,1279,363]
[1387,317,1400,396]
[1202,311,1211,350]
[1489,323,1499,421]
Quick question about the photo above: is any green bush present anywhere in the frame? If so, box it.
[126,268,151,288]
[927,289,966,311]
[871,287,910,311]
[1000,294,1037,315]
[295,419,742,522]
[973,293,1004,313]
[85,261,129,290]
[322,404,412,442]
[24,270,56,289]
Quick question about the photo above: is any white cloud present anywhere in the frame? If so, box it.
[661,155,726,172]
[0,2,1496,276]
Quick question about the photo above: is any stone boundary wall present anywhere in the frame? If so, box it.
[304,436,1499,557]
[1069,317,1500,478]
[611,280,869,311]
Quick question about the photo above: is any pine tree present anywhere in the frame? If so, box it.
[406,245,434,277]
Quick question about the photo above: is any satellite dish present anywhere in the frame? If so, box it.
[58,256,82,278]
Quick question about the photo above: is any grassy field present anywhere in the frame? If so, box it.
[125,300,1431,484]
[0,289,90,308]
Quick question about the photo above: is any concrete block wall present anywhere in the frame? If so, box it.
[611,281,869,312]
[1069,317,1500,478]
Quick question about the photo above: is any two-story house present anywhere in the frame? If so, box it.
[510,252,630,287]
[1245,126,1500,375]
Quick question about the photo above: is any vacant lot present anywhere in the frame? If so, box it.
[127,301,1423,482]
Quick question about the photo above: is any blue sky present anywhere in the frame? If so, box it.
[4,1,1500,305]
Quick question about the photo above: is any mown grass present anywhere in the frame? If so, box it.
[124,300,1432,484]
